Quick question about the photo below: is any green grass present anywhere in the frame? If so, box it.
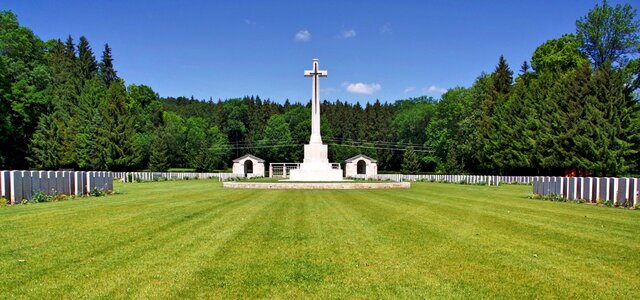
[1,180,639,298]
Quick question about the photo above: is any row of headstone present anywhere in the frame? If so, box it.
[532,176,640,206]
[371,174,533,185]
[112,172,242,182]
[0,170,113,204]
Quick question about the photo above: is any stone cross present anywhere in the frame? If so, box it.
[304,58,327,144]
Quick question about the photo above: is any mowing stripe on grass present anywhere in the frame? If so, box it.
[0,180,638,298]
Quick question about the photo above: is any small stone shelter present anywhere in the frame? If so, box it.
[344,154,378,179]
[232,154,266,177]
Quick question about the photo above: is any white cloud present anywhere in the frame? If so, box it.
[342,29,356,38]
[344,82,382,95]
[243,19,255,25]
[380,23,391,34]
[295,30,311,41]
[423,85,448,94]
[404,86,415,93]
[321,87,337,94]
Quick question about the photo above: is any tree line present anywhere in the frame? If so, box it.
[1,1,639,175]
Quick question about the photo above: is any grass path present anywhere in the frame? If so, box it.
[1,180,639,298]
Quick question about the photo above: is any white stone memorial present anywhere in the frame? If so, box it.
[289,58,343,181]
[344,154,378,179]
[232,154,265,177]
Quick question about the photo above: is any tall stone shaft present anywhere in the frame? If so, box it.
[304,58,327,144]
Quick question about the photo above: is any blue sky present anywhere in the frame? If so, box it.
[3,0,630,103]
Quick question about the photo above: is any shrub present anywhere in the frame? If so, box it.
[31,191,53,203]
[0,197,8,206]
[90,188,105,197]
[529,193,543,200]
[543,193,564,202]
[604,200,613,207]
[53,194,69,202]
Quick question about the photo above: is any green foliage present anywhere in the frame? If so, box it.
[99,43,117,85]
[1,8,640,175]
[576,0,640,69]
[31,191,53,203]
[257,114,292,162]
[0,11,49,169]
[90,187,105,197]
[148,130,170,172]
[401,145,420,174]
[532,34,589,72]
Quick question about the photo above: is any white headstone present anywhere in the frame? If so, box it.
[10,170,22,204]
[47,171,55,194]
[610,178,618,204]
[599,178,609,201]
[568,177,577,200]
[30,171,40,195]
[38,171,47,196]
[583,177,593,202]
[0,171,8,198]
[21,171,32,201]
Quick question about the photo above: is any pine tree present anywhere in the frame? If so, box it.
[77,36,98,84]
[591,63,637,175]
[28,114,62,170]
[559,63,599,175]
[87,110,110,170]
[102,79,137,170]
[99,43,118,86]
[493,55,513,96]
[149,131,170,172]
[401,144,421,174]
[64,35,76,60]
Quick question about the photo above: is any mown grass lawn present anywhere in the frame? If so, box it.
[1,180,639,298]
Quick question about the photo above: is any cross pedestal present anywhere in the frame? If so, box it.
[289,58,343,181]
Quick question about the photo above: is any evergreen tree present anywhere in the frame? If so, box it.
[64,35,76,60]
[148,130,170,172]
[99,43,118,86]
[257,114,292,162]
[557,64,598,174]
[86,110,110,170]
[520,61,530,75]
[591,63,637,175]
[77,36,98,84]
[102,79,137,170]
[493,55,513,96]
[401,144,421,174]
[28,114,62,169]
